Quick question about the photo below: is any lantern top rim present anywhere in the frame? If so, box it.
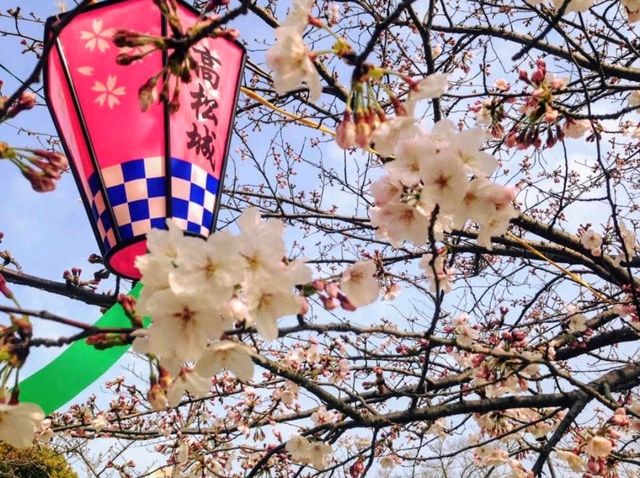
[44,0,247,55]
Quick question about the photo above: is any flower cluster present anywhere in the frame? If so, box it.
[285,434,333,469]
[266,0,322,101]
[336,73,448,150]
[622,0,640,22]
[369,118,517,250]
[134,208,313,405]
[503,59,592,150]
[0,143,68,192]
[0,90,36,121]
[554,406,640,476]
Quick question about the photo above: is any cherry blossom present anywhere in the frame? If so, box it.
[623,0,640,22]
[566,305,588,333]
[451,314,478,347]
[419,252,455,293]
[553,0,594,13]
[583,435,613,458]
[0,401,45,449]
[91,413,108,432]
[282,0,314,33]
[581,228,603,256]
[166,367,211,407]
[311,405,339,425]
[406,73,449,112]
[266,27,322,101]
[371,115,421,157]
[557,450,586,473]
[142,289,220,367]
[431,120,497,176]
[195,340,255,382]
[169,230,243,299]
[370,202,431,247]
[244,282,304,340]
[563,119,591,138]
[340,260,380,307]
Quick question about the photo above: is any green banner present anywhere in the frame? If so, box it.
[20,283,144,415]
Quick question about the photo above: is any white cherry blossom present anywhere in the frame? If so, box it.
[431,120,497,175]
[556,450,586,473]
[91,413,108,432]
[0,401,45,449]
[419,252,454,293]
[580,228,602,256]
[340,260,380,307]
[553,0,594,13]
[371,115,422,157]
[196,340,255,381]
[583,435,613,458]
[169,230,243,300]
[406,73,448,112]
[420,152,469,214]
[143,289,220,366]
[563,119,591,138]
[286,435,312,464]
[167,367,211,407]
[307,441,332,469]
[370,202,431,247]
[369,175,403,206]
[266,27,322,101]
[244,283,303,340]
[282,0,314,32]
[311,405,339,425]
[566,305,588,333]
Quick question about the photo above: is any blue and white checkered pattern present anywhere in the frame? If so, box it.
[87,157,219,252]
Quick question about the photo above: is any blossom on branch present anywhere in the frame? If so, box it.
[266,27,322,101]
[0,401,45,449]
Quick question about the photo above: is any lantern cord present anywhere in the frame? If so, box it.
[240,87,381,155]
[506,232,611,303]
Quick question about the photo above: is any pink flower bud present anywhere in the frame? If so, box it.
[505,131,518,148]
[298,297,310,315]
[544,107,559,123]
[0,273,13,299]
[366,109,380,131]
[339,295,357,311]
[18,92,36,110]
[325,282,340,298]
[321,295,340,310]
[355,114,372,149]
[518,69,529,82]
[22,169,56,192]
[531,69,545,83]
[336,111,356,149]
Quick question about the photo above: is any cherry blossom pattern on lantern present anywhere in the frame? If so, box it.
[80,19,115,53]
[91,75,126,109]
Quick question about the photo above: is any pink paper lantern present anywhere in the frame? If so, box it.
[44,0,245,279]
